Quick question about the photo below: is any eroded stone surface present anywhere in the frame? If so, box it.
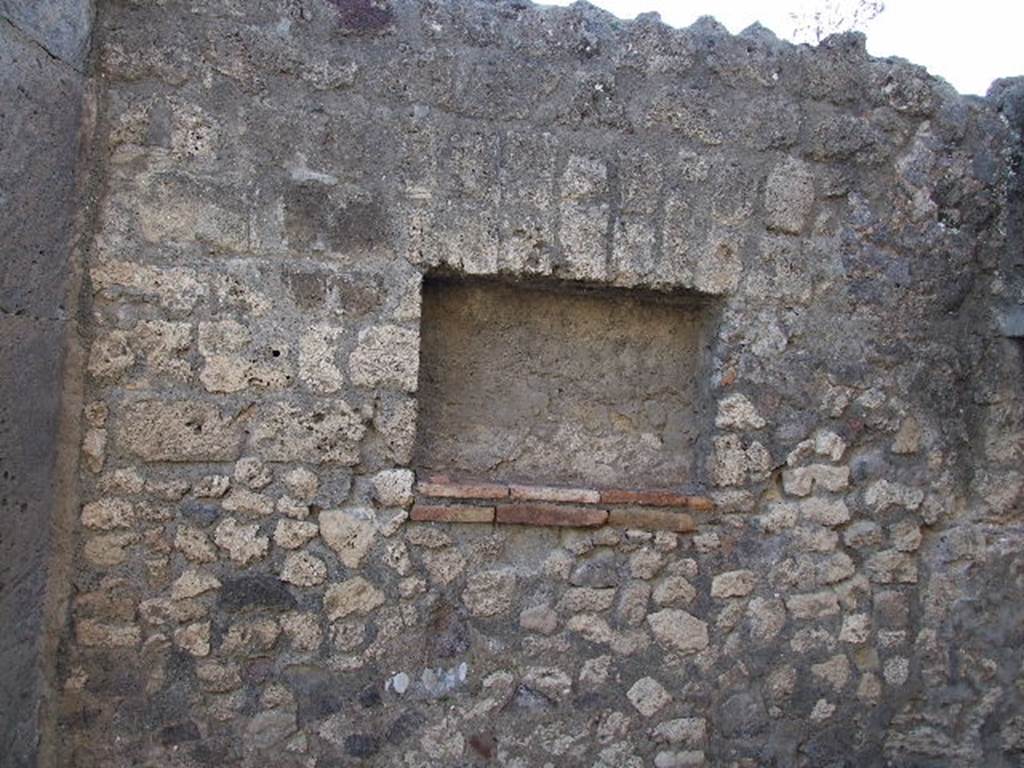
[324,578,385,621]
[248,402,365,464]
[117,400,244,462]
[319,509,376,568]
[648,610,710,654]
[349,324,419,392]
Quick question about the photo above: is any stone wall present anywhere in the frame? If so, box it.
[47,0,1024,766]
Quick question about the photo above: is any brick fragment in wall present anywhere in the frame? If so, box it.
[418,480,509,500]
[607,509,696,533]
[410,503,495,523]
[509,484,600,504]
[599,489,714,509]
[495,504,609,528]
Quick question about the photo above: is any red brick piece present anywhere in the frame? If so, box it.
[417,480,509,500]
[495,504,608,528]
[410,503,495,523]
[509,484,600,504]
[608,509,696,533]
[599,489,714,510]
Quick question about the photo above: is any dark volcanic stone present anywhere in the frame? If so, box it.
[218,574,297,613]
[425,599,470,659]
[285,666,348,723]
[345,733,381,758]
[385,710,426,745]
[469,733,497,759]
[569,552,620,588]
[180,500,220,526]
[329,0,394,34]
[160,721,201,746]
[358,684,382,708]
[719,691,768,738]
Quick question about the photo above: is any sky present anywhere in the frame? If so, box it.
[539,0,1024,96]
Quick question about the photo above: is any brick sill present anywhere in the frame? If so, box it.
[411,476,714,533]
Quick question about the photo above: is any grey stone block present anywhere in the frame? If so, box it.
[0,0,93,69]
[0,315,68,768]
[0,19,85,320]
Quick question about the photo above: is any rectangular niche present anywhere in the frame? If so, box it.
[414,275,718,489]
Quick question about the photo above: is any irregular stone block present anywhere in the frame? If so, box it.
[372,469,415,508]
[864,549,918,584]
[462,568,517,617]
[864,479,924,511]
[570,552,620,587]
[213,518,269,566]
[627,676,672,717]
[647,609,709,653]
[324,577,385,621]
[171,569,221,601]
[76,619,141,648]
[653,717,707,746]
[764,156,815,234]
[785,590,839,619]
[559,201,609,280]
[348,324,419,392]
[197,320,292,394]
[273,519,319,550]
[558,587,616,613]
[519,604,558,635]
[91,259,207,313]
[218,575,296,614]
[653,576,697,607]
[136,174,249,252]
[782,464,850,496]
[710,570,756,598]
[800,498,851,527]
[319,508,376,568]
[81,498,133,530]
[715,393,766,430]
[248,401,364,464]
[116,400,244,462]
[281,551,327,587]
